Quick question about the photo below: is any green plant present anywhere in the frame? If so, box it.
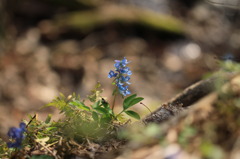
[1,57,144,158]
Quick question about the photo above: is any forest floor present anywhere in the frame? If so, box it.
[0,0,240,158]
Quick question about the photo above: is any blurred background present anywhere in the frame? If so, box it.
[0,0,240,138]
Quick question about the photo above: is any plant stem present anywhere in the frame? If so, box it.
[115,110,124,119]
[140,102,152,114]
[111,93,117,111]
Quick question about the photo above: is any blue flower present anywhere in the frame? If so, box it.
[119,76,131,85]
[117,84,131,96]
[117,57,131,67]
[19,122,26,131]
[108,57,132,96]
[108,70,118,78]
[120,67,132,75]
[114,62,121,70]
[7,122,26,148]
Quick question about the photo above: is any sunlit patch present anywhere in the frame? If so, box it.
[181,43,202,60]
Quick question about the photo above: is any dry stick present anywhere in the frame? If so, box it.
[34,135,57,158]
[142,75,231,124]
[26,114,37,128]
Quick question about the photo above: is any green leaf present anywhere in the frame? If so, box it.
[69,100,90,111]
[88,82,103,102]
[45,114,52,124]
[123,95,144,110]
[46,127,57,131]
[123,94,137,108]
[92,111,99,121]
[107,108,114,115]
[128,97,144,108]
[59,93,66,99]
[100,116,112,124]
[124,110,140,120]
[94,107,109,114]
[92,100,100,109]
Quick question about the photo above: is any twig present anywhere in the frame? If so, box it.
[26,114,37,128]
[140,102,152,114]
[34,135,57,158]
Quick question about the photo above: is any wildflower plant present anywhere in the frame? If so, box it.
[1,57,144,158]
[108,57,132,96]
[108,57,143,119]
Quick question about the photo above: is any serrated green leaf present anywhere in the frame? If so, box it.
[124,110,140,120]
[123,94,137,108]
[59,93,66,99]
[95,82,101,89]
[69,100,90,111]
[94,107,108,114]
[92,111,99,121]
[45,114,52,124]
[88,82,103,102]
[46,127,57,131]
[92,100,100,109]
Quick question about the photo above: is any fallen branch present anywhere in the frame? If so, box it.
[143,73,235,124]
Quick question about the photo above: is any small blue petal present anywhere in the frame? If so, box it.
[114,62,121,69]
[127,70,132,76]
[124,76,130,81]
[125,90,131,95]
[118,82,124,85]
[121,57,131,67]
[19,122,26,131]
[117,84,126,91]
[120,67,130,74]
[119,76,130,83]
[108,70,118,78]
[126,81,131,85]
[114,60,121,63]
[121,92,126,96]
[116,79,123,85]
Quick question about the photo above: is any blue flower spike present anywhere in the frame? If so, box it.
[7,122,26,148]
[108,57,132,96]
